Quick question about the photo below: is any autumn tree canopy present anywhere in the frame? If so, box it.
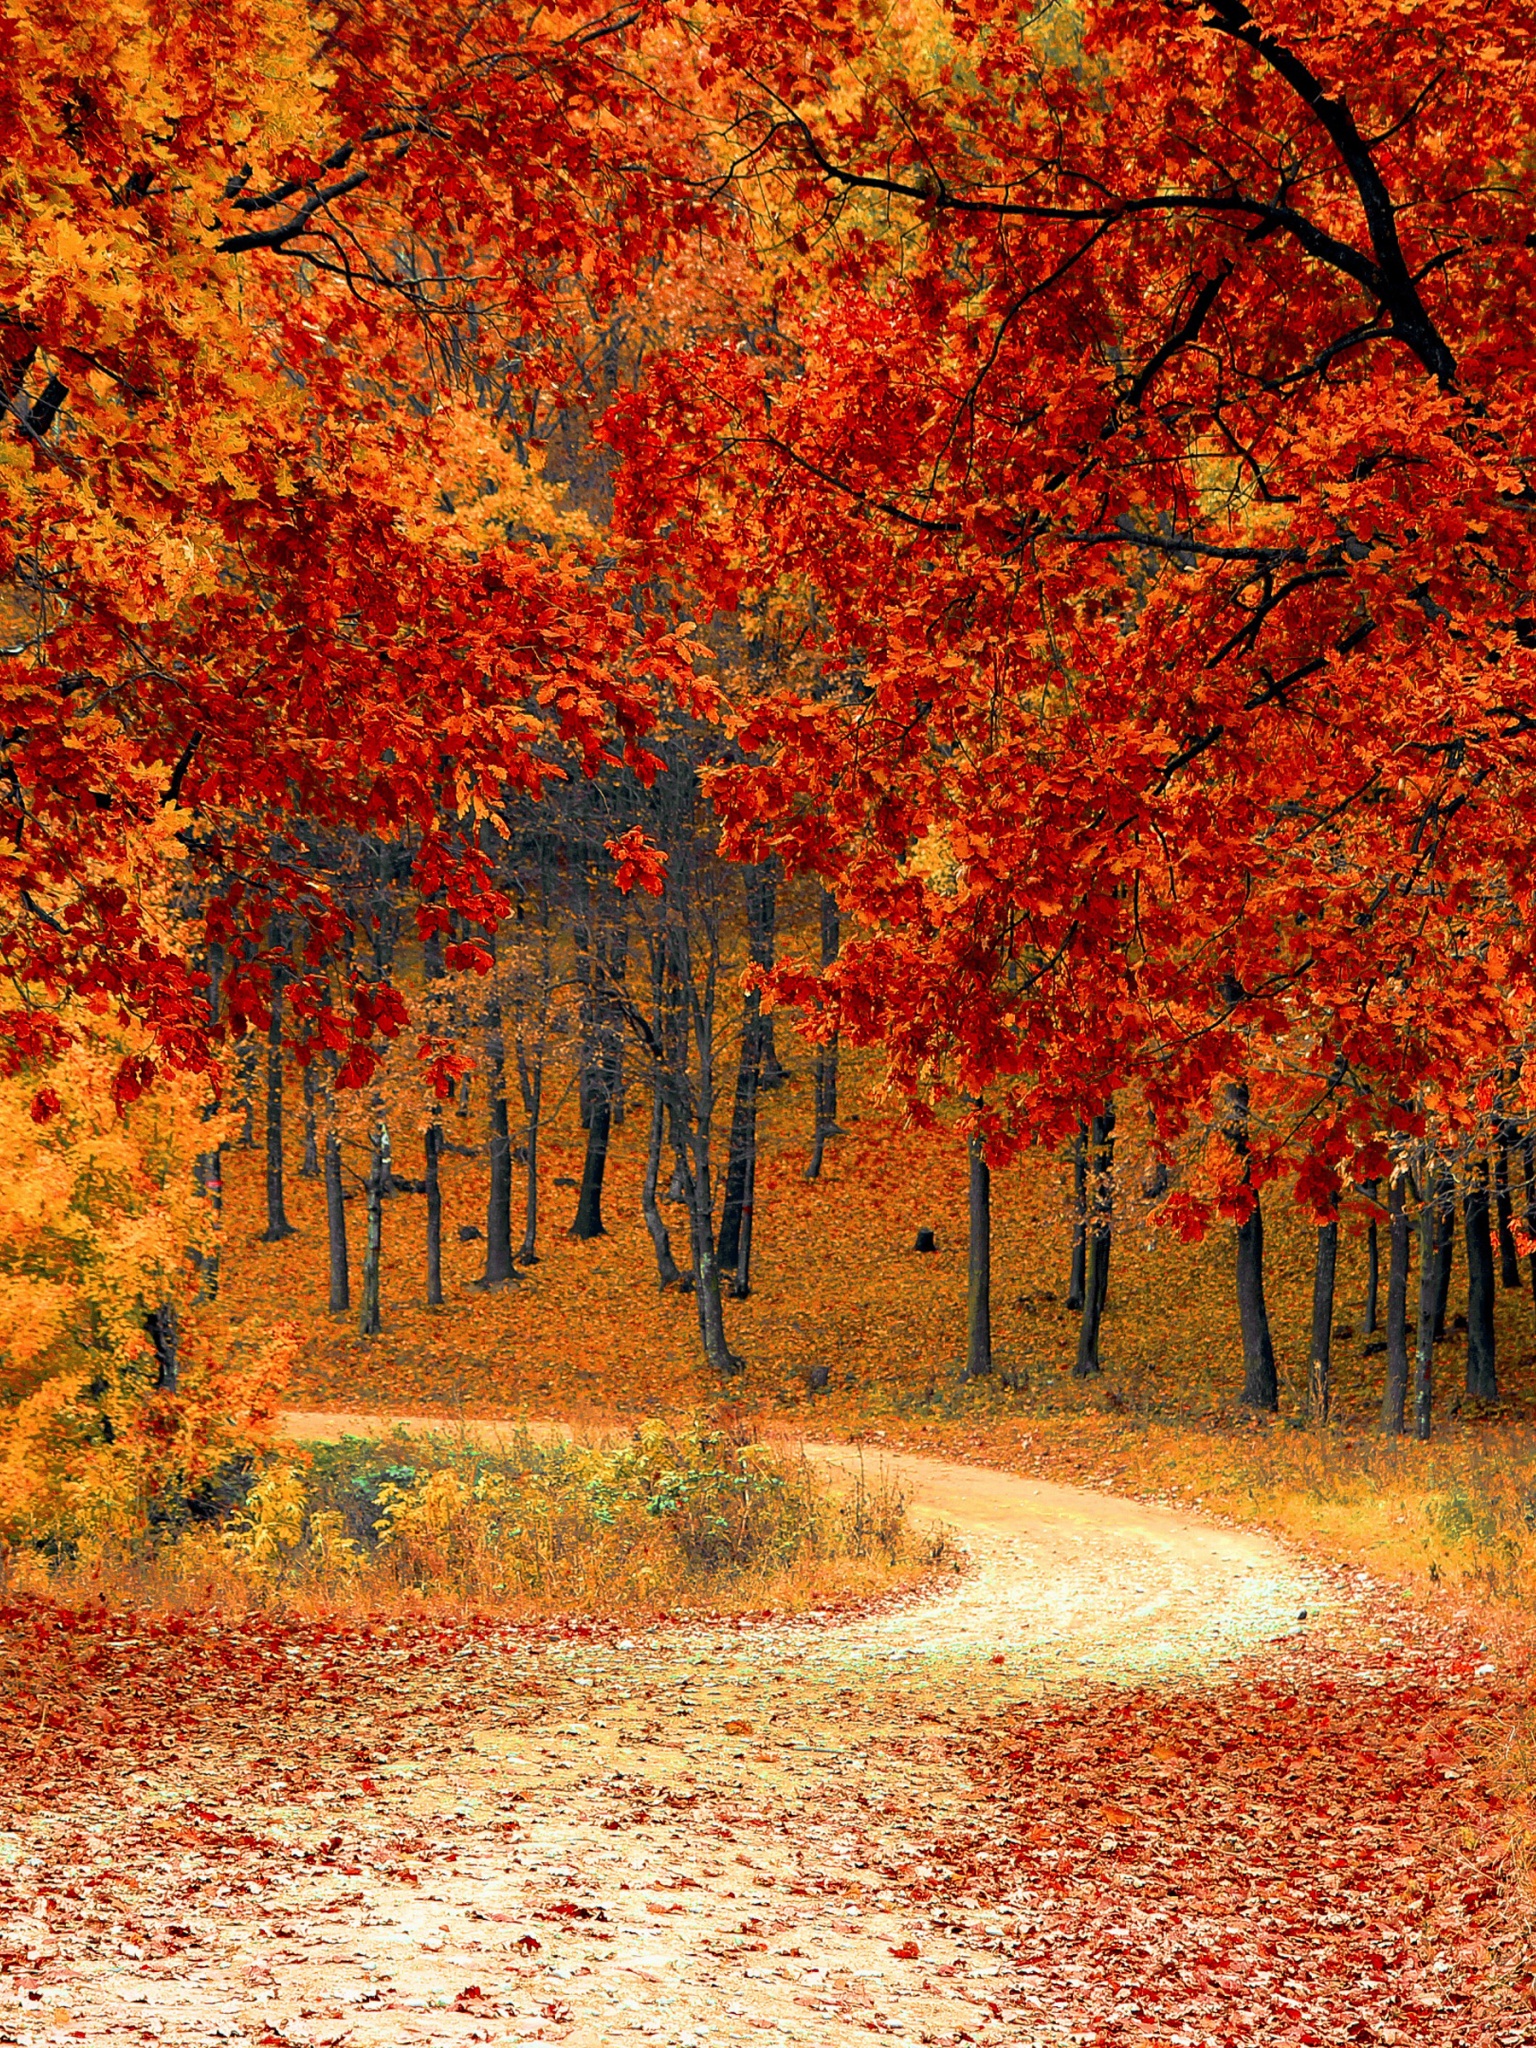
[11,0,1536,1326]
[613,0,1536,1217]
[2,0,711,1093]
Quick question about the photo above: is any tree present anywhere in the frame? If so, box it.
[611,0,1536,1393]
[1463,1160,1498,1402]
[1382,1169,1411,1436]
[962,1124,993,1381]
[1074,1108,1116,1380]
[3,0,708,1094]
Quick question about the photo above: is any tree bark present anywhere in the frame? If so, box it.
[1308,1218,1337,1422]
[571,1086,613,1239]
[1074,1109,1114,1377]
[482,972,517,1286]
[424,1116,444,1308]
[1361,1178,1380,1335]
[1464,1159,1498,1400]
[194,944,225,1304]
[146,1303,179,1394]
[754,864,787,1090]
[572,923,625,1238]
[1415,1169,1447,1440]
[236,1037,257,1147]
[515,847,553,1267]
[667,874,742,1375]
[515,1044,542,1264]
[682,1133,740,1375]
[1228,1084,1277,1411]
[805,889,841,1181]
[1495,1137,1522,1287]
[718,875,768,1287]
[299,1058,321,1178]
[1067,1123,1087,1311]
[1525,1133,1536,1324]
[1431,1193,1455,1340]
[641,939,683,1288]
[963,1128,993,1379]
[641,1056,683,1287]
[732,1130,757,1298]
[324,1125,350,1313]
[1382,1170,1410,1434]
[1140,1106,1170,1200]
[358,1117,387,1338]
[261,962,296,1241]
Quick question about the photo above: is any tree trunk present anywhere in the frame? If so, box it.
[1414,1169,1447,1440]
[146,1303,179,1394]
[1236,1199,1277,1409]
[261,965,296,1241]
[575,898,596,1130]
[1382,1170,1410,1434]
[572,923,625,1239]
[1074,1109,1114,1377]
[194,1141,224,1304]
[571,1087,613,1239]
[1308,1219,1337,1422]
[482,980,517,1286]
[733,1134,757,1298]
[1141,1106,1170,1200]
[1525,1133,1536,1324]
[641,1056,683,1288]
[516,1045,542,1264]
[666,879,742,1375]
[194,944,225,1304]
[963,1128,993,1379]
[1067,1123,1087,1311]
[1228,1084,1277,1411]
[299,1058,321,1178]
[805,888,841,1181]
[718,895,765,1287]
[1361,1178,1380,1335]
[425,1116,444,1308]
[324,1125,350,1314]
[1431,1193,1455,1340]
[683,1135,741,1375]
[358,1118,387,1338]
[1464,1159,1498,1400]
[1495,1137,1522,1287]
[236,1037,258,1147]
[515,848,553,1267]
[750,862,787,1089]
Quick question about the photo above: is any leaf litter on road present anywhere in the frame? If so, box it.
[0,1457,1529,2047]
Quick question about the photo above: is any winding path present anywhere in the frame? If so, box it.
[7,1418,1321,2048]
[170,1411,1316,2048]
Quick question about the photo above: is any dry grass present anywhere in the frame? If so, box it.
[862,1401,1536,1607]
[4,1413,948,1621]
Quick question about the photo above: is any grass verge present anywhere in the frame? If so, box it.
[7,1412,948,1619]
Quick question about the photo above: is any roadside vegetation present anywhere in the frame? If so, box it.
[1,1413,939,1620]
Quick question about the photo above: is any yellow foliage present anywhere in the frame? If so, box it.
[0,1009,289,1553]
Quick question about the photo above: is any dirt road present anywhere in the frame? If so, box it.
[0,1419,1333,2048]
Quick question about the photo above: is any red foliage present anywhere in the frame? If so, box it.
[948,1623,1530,2043]
[613,0,1536,1183]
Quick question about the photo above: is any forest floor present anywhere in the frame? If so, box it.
[1,1434,1531,2047]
